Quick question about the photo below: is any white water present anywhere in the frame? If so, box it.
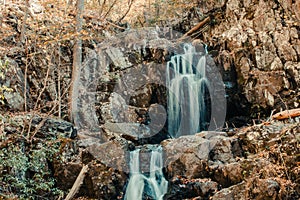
[124,147,168,200]
[167,43,208,138]
[125,43,208,199]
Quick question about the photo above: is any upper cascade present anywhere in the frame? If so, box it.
[167,43,209,138]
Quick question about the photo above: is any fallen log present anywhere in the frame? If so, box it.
[272,108,300,120]
[179,17,210,40]
[65,164,89,200]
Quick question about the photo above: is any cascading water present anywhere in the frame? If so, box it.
[124,146,168,200]
[125,43,210,199]
[167,43,209,138]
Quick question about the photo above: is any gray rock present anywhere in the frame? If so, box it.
[4,91,24,111]
[77,136,102,148]
[212,182,246,200]
[105,47,132,71]
[165,177,219,199]
[100,92,139,123]
[1,59,26,111]
[86,139,130,173]
[212,178,280,200]
[194,0,300,113]
[103,122,151,141]
[162,132,240,179]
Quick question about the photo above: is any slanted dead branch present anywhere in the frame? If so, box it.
[272,108,300,120]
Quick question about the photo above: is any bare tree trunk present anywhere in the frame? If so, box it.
[21,0,30,112]
[69,0,84,123]
[20,0,29,44]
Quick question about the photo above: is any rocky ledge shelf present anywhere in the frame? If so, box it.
[1,114,298,199]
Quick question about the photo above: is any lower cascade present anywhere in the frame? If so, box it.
[124,146,168,200]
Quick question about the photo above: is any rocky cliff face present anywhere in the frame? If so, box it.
[176,0,299,119]
[69,1,300,198]
[0,0,299,199]
[69,21,299,199]
[163,120,299,199]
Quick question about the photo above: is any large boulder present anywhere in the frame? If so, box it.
[162,131,243,183]
[211,178,280,200]
[0,59,25,111]
[165,177,218,199]
[162,119,299,199]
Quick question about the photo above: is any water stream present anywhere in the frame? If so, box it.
[124,147,168,200]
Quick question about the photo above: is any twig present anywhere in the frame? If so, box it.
[24,56,29,112]
[118,0,135,22]
[213,117,218,130]
[33,61,52,110]
[101,0,118,20]
[99,0,107,17]
[58,46,62,118]
[69,12,126,30]
[189,23,210,38]
[106,20,126,30]
[28,100,63,143]
[28,117,47,142]
[26,78,72,142]
[277,144,290,181]
[267,109,276,122]
[65,164,89,200]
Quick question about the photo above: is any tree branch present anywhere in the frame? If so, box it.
[118,0,135,22]
[179,17,210,40]
[272,108,300,120]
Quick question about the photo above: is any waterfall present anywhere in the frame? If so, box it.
[125,43,211,199]
[124,149,145,200]
[167,43,209,138]
[124,146,168,200]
